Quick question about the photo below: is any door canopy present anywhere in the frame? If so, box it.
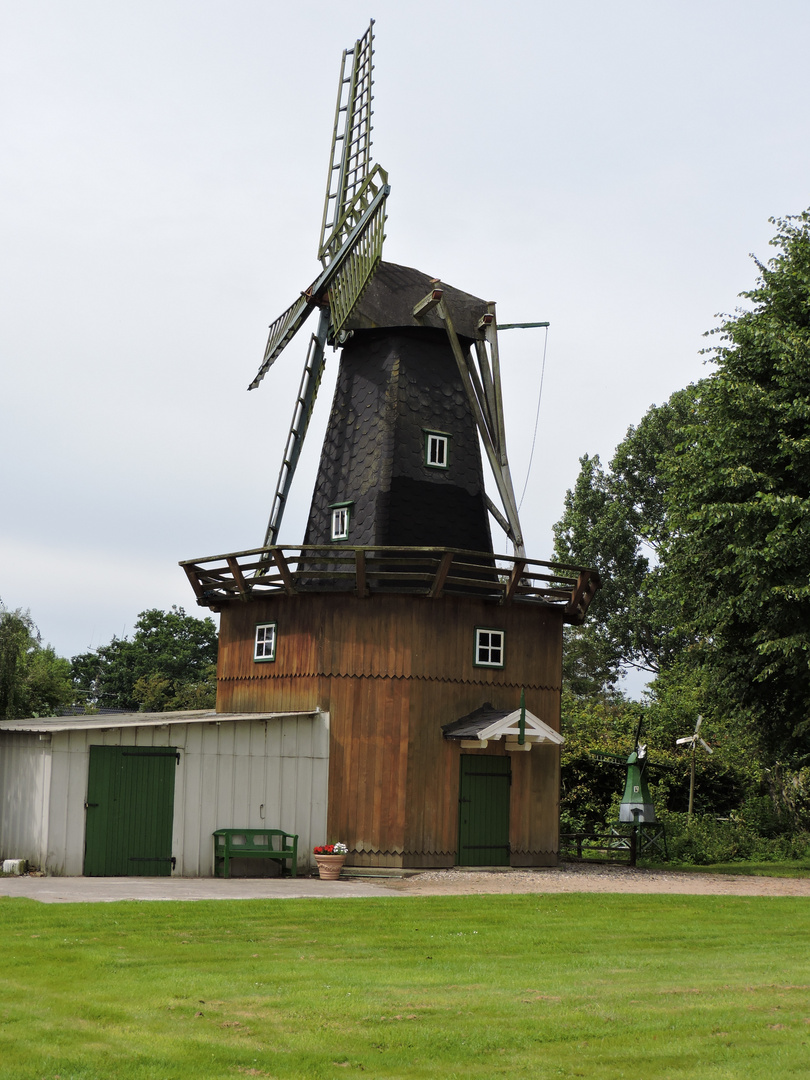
[442,702,564,752]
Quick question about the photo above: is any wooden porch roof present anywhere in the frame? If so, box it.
[442,701,564,750]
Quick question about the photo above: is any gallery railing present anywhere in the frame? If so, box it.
[180,545,599,625]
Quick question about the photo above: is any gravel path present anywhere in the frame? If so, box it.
[384,863,810,897]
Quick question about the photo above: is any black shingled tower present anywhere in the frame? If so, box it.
[304,263,494,548]
[305,263,495,553]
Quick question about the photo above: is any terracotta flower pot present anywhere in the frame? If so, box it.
[314,853,346,880]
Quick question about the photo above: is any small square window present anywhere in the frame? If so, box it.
[425,431,449,469]
[254,622,277,662]
[474,627,505,668]
[331,505,350,540]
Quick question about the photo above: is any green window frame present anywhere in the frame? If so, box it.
[330,501,352,541]
[474,627,505,668]
[254,622,277,662]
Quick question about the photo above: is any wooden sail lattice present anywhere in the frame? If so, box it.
[319,20,376,266]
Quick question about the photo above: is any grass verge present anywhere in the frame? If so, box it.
[639,859,810,877]
[1,893,808,1079]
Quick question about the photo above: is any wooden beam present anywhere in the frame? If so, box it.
[182,564,206,599]
[503,559,527,604]
[437,298,525,556]
[460,739,488,749]
[484,496,512,541]
[412,287,444,317]
[272,549,297,595]
[474,339,498,433]
[564,570,599,624]
[226,558,250,601]
[484,313,508,464]
[355,548,367,597]
[428,551,454,598]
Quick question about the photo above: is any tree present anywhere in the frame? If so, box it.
[555,211,810,758]
[553,454,646,694]
[71,606,218,711]
[0,602,73,719]
[665,212,810,756]
[552,385,701,694]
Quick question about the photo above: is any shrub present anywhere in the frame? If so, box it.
[660,811,810,864]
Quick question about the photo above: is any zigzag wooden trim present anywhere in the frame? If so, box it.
[218,672,561,692]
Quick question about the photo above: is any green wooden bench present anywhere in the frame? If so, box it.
[213,828,298,878]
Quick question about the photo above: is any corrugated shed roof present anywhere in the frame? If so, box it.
[0,709,322,733]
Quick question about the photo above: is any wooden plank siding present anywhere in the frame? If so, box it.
[216,593,563,867]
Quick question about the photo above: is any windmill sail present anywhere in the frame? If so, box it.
[249,291,315,391]
[248,19,388,391]
[250,20,390,550]
[319,21,377,264]
[323,164,388,336]
[263,310,329,547]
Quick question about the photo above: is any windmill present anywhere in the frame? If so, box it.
[592,719,659,825]
[676,715,713,818]
[249,19,526,560]
[181,22,601,873]
[587,719,668,861]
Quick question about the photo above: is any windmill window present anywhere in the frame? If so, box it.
[474,627,505,668]
[254,622,277,663]
[330,502,352,541]
[424,431,450,469]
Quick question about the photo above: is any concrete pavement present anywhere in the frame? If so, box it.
[0,874,397,903]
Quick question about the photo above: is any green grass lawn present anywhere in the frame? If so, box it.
[1,893,808,1079]
[640,859,810,878]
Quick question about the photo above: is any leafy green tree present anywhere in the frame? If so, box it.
[553,385,701,693]
[0,603,73,719]
[71,606,218,711]
[553,454,645,694]
[665,212,810,756]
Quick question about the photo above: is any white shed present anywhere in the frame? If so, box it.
[0,709,328,877]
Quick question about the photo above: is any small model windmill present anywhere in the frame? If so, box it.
[676,715,713,818]
[587,720,669,861]
[249,20,527,560]
[593,720,659,825]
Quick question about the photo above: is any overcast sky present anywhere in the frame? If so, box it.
[3,0,809,665]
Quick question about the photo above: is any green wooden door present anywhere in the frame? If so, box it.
[84,746,177,876]
[457,755,511,866]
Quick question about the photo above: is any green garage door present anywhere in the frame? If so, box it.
[84,746,178,876]
[457,755,511,866]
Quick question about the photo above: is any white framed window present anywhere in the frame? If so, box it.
[424,430,450,469]
[330,504,351,541]
[474,627,505,668]
[254,622,277,662]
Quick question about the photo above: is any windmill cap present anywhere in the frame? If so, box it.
[342,261,492,340]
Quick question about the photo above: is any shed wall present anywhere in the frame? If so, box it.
[0,716,327,876]
[0,733,52,868]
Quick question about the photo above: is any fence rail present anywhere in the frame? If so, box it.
[560,825,668,867]
[560,831,638,866]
